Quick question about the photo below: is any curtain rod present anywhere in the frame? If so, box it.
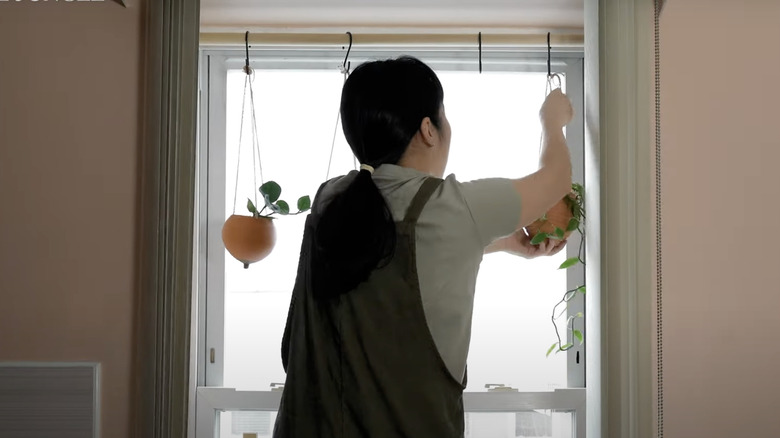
[199,32,584,47]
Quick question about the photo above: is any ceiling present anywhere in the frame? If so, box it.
[200,0,584,33]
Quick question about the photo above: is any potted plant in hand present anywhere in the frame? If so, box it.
[222,181,311,269]
[524,183,587,356]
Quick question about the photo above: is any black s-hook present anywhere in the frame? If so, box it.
[547,32,552,77]
[546,32,561,89]
[478,32,483,74]
[244,31,251,75]
[342,31,353,74]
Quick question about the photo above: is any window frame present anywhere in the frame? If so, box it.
[196,387,586,437]
[195,45,587,438]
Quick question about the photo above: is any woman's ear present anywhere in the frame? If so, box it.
[418,116,438,147]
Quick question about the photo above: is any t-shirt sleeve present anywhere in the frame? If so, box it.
[454,177,522,248]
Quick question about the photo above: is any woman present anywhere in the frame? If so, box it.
[274,56,573,437]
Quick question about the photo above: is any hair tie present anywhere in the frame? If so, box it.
[360,164,375,174]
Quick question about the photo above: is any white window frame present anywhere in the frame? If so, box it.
[196,387,586,437]
[195,45,587,438]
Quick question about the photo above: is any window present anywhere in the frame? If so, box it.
[196,46,586,438]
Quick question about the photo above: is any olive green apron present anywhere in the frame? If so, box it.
[273,177,467,438]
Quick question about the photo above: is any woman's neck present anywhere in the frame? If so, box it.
[397,147,445,178]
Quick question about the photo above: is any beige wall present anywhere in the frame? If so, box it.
[660,1,780,436]
[5,1,780,437]
[0,2,144,436]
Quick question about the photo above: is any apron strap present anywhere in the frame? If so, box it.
[403,177,443,224]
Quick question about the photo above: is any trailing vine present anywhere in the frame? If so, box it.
[528,183,586,357]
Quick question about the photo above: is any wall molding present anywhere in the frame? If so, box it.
[587,0,655,437]
[133,0,200,437]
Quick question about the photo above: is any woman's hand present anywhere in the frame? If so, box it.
[540,88,574,130]
[485,230,567,259]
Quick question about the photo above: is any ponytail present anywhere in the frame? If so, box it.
[311,56,443,298]
[312,168,396,298]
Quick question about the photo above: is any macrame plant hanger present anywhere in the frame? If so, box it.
[522,33,587,357]
[221,32,276,269]
[234,32,266,220]
[222,32,317,269]
[325,32,358,181]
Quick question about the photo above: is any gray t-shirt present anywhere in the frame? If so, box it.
[371,164,522,382]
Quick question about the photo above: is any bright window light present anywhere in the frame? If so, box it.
[222,68,570,393]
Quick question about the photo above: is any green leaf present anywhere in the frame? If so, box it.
[558,257,580,270]
[576,312,584,318]
[577,286,586,294]
[259,181,282,203]
[530,232,549,245]
[573,330,584,344]
[554,227,565,239]
[247,198,257,214]
[566,217,580,232]
[573,183,584,199]
[297,195,311,212]
[560,343,574,350]
[546,343,558,357]
[275,200,290,215]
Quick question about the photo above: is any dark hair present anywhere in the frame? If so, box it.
[312,56,444,298]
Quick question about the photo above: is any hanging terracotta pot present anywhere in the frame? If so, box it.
[222,214,276,268]
[525,193,576,242]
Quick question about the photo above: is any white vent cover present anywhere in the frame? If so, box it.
[0,363,99,438]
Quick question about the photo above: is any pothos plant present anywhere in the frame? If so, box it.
[247,181,311,218]
[527,183,586,357]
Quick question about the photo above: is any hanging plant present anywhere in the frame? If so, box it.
[221,32,312,269]
[223,181,311,269]
[524,183,587,356]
